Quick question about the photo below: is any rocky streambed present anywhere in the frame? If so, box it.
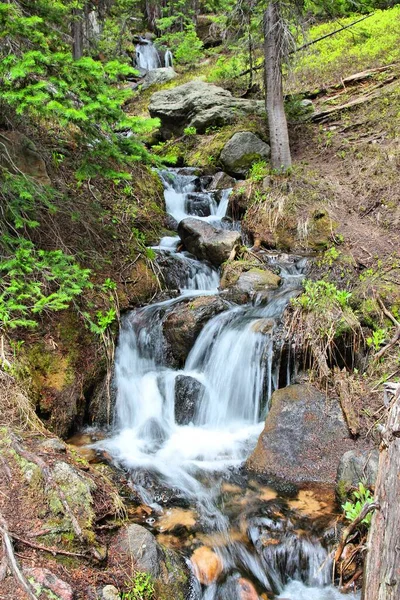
[72,167,375,600]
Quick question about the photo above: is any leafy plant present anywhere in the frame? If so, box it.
[183,126,197,136]
[367,328,387,351]
[122,572,155,600]
[249,160,268,182]
[292,279,352,311]
[342,482,374,526]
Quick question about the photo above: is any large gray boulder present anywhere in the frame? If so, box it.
[246,384,356,485]
[336,448,379,500]
[178,217,242,267]
[149,81,265,137]
[220,131,270,176]
[163,295,227,367]
[141,67,177,91]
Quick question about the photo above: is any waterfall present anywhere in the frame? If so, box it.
[97,169,357,600]
[165,49,174,67]
[136,38,161,71]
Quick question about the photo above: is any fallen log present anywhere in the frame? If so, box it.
[362,383,400,600]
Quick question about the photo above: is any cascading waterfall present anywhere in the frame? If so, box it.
[136,38,161,71]
[165,48,174,67]
[98,168,359,600]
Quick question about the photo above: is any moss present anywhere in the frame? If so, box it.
[46,461,96,543]
[155,548,189,600]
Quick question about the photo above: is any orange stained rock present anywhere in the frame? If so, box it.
[191,546,223,584]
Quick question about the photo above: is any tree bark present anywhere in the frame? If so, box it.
[72,7,84,60]
[264,2,291,171]
[362,384,400,600]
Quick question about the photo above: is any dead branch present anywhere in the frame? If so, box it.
[373,299,400,362]
[0,513,37,600]
[334,502,379,563]
[8,532,87,559]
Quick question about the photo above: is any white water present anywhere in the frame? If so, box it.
[99,169,355,599]
[165,49,174,67]
[136,39,161,71]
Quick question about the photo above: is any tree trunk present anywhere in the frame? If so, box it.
[72,8,84,60]
[362,384,400,600]
[264,2,292,171]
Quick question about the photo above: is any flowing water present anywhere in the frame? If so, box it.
[136,38,161,71]
[97,169,360,600]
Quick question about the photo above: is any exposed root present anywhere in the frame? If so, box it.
[334,502,379,564]
[0,512,37,600]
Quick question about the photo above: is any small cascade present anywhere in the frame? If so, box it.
[158,168,232,225]
[165,48,174,67]
[136,38,161,71]
[97,168,357,600]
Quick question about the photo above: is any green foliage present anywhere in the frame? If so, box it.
[292,279,352,311]
[292,7,400,90]
[248,160,268,182]
[122,572,155,600]
[0,237,92,330]
[342,482,375,526]
[183,126,197,136]
[367,327,387,351]
[0,1,159,177]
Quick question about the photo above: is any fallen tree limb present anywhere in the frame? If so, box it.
[8,532,87,559]
[0,513,37,600]
[373,299,400,362]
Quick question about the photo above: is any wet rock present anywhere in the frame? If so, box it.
[149,81,265,137]
[228,180,254,220]
[109,524,190,600]
[23,568,73,600]
[0,131,51,185]
[178,217,242,267]
[246,384,355,485]
[336,448,379,500]
[141,67,177,91]
[174,375,205,424]
[191,546,223,584]
[163,295,227,367]
[185,192,214,217]
[220,132,270,177]
[208,171,237,190]
[220,260,281,304]
[88,372,117,427]
[101,585,121,600]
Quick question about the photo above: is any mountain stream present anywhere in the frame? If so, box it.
[97,169,359,600]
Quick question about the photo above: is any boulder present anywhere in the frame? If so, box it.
[149,81,265,137]
[178,217,242,267]
[174,375,205,424]
[220,260,281,304]
[0,131,50,185]
[23,568,73,600]
[207,171,236,190]
[141,67,177,91]
[196,14,224,47]
[109,524,190,600]
[336,448,379,500]
[163,295,227,367]
[246,384,355,485]
[220,131,270,177]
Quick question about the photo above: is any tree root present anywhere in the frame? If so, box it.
[8,532,87,559]
[0,512,37,600]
